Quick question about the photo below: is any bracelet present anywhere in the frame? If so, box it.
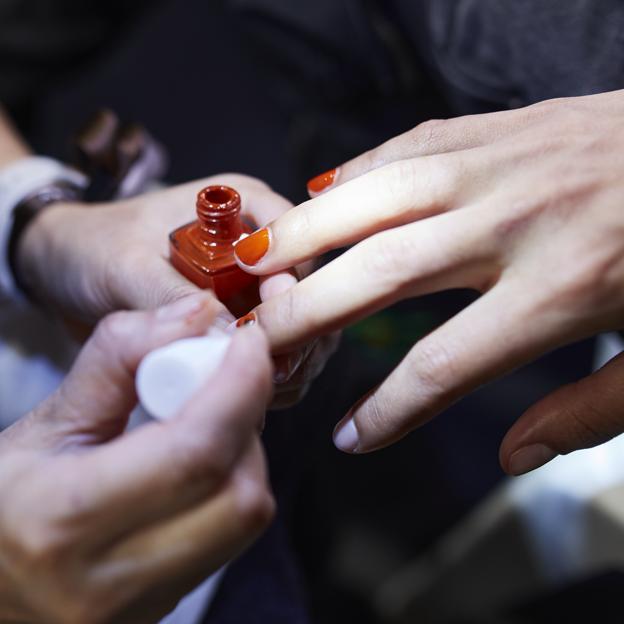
[8,182,84,299]
[0,156,87,301]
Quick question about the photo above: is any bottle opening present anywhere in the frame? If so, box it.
[204,188,234,205]
[197,185,241,220]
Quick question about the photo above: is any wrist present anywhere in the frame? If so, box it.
[0,157,88,301]
[16,201,85,305]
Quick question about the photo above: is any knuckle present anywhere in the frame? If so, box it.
[234,479,276,533]
[360,230,418,291]
[548,245,624,315]
[359,392,395,439]
[287,201,315,248]
[412,118,448,151]
[157,283,200,307]
[356,147,385,175]
[93,311,135,350]
[409,340,457,406]
[380,159,421,208]
[272,286,302,332]
[170,432,230,488]
[7,519,66,568]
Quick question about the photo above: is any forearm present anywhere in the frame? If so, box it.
[0,106,31,168]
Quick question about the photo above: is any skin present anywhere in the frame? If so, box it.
[0,105,329,403]
[0,107,333,614]
[0,295,275,624]
[235,89,624,474]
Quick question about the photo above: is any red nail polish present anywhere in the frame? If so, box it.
[307,168,336,195]
[236,312,257,328]
[169,186,260,317]
[234,227,270,266]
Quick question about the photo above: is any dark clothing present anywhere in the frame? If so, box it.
[402,0,624,110]
[5,0,624,110]
[0,2,620,623]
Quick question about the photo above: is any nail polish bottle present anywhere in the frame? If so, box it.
[169,185,260,316]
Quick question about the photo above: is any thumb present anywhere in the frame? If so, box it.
[117,258,204,311]
[500,351,624,476]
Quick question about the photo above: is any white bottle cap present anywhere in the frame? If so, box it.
[136,328,232,420]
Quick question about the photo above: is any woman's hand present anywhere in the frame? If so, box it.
[232,89,624,472]
[17,172,330,406]
[17,174,290,322]
[0,294,274,624]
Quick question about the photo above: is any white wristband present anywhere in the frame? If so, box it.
[0,156,87,301]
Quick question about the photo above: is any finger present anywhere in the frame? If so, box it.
[233,151,491,275]
[333,281,571,454]
[255,257,305,387]
[499,351,624,476]
[272,333,340,391]
[100,439,273,608]
[249,209,498,353]
[41,294,224,441]
[240,185,293,228]
[116,257,207,312]
[257,269,306,384]
[76,324,273,531]
[306,108,531,196]
[236,176,308,296]
[270,383,311,410]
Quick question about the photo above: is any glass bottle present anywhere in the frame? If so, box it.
[169,185,259,316]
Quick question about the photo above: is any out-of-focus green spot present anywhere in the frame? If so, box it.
[345,309,438,360]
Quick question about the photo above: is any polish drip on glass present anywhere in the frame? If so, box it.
[169,185,260,316]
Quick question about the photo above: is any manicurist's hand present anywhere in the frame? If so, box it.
[16,172,330,405]
[17,174,289,323]
[0,294,274,624]
[232,89,624,473]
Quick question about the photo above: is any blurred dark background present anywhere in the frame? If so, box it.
[4,1,616,622]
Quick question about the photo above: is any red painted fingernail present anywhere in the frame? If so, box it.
[234,228,270,266]
[235,312,257,328]
[307,168,337,195]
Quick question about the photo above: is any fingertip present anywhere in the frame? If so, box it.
[233,227,270,269]
[506,444,558,476]
[307,167,339,197]
[333,417,360,454]
[259,271,298,300]
[224,320,272,379]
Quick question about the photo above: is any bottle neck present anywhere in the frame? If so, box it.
[196,185,244,243]
[198,213,244,242]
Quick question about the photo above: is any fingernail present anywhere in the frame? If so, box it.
[234,228,270,266]
[508,444,557,476]
[273,350,304,384]
[307,167,338,196]
[235,312,257,329]
[156,294,205,321]
[333,418,360,453]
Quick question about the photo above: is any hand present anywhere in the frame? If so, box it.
[17,172,329,406]
[0,294,274,623]
[17,174,290,323]
[232,89,624,472]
